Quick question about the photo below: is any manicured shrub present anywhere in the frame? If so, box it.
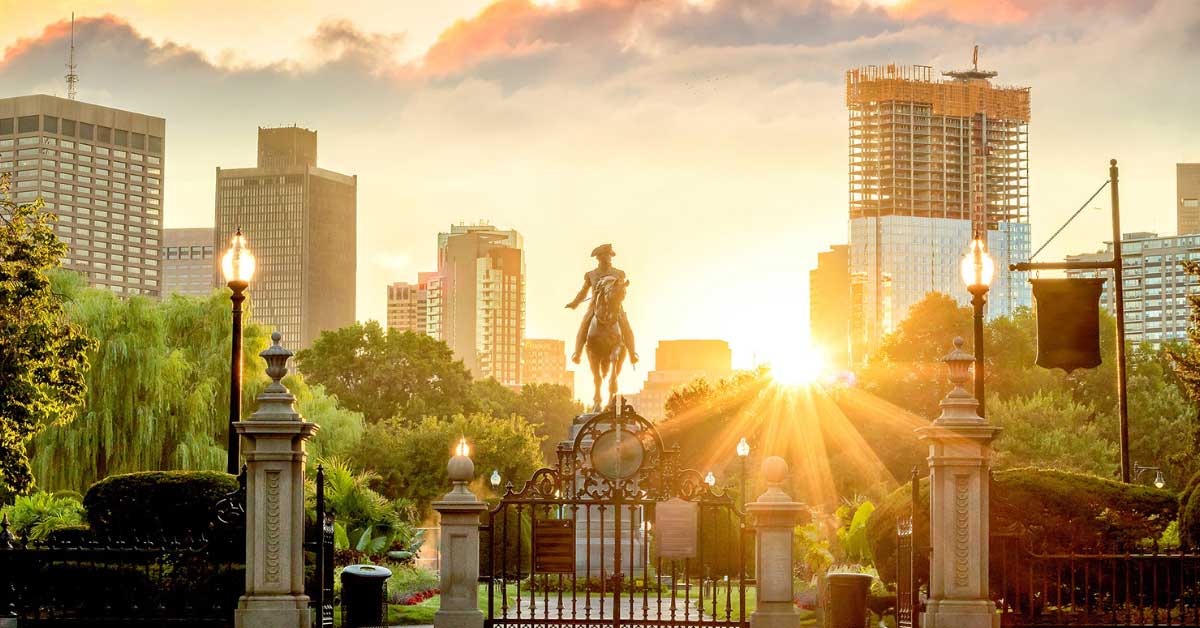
[83,470,239,540]
[867,467,1178,583]
[1181,471,1200,549]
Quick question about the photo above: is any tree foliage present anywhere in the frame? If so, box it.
[295,322,475,423]
[31,285,271,491]
[356,413,545,517]
[0,491,85,541]
[0,179,94,495]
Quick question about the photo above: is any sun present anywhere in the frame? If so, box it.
[765,345,827,387]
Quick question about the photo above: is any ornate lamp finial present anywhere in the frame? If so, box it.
[443,437,478,502]
[935,337,983,424]
[246,331,302,421]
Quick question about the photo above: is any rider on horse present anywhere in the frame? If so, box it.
[566,243,638,366]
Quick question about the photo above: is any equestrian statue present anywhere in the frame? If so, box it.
[566,243,638,412]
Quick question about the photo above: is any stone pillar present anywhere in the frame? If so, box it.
[434,439,487,628]
[916,338,1002,628]
[235,332,318,628]
[747,456,809,628]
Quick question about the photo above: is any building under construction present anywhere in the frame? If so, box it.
[845,56,1032,359]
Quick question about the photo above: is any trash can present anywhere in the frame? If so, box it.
[341,564,392,628]
[824,572,873,628]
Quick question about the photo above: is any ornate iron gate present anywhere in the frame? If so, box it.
[482,399,750,627]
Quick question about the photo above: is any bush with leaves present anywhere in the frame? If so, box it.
[307,458,418,564]
[867,468,1177,583]
[0,491,85,541]
[83,470,240,540]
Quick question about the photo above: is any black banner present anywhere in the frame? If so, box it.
[1031,278,1106,371]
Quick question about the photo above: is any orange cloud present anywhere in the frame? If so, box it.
[1,14,127,66]
[886,0,1145,24]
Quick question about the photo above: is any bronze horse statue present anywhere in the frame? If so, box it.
[585,275,629,412]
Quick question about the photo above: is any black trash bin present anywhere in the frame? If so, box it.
[824,572,874,628]
[341,564,392,627]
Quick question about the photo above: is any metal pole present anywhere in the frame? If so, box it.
[1110,159,1131,483]
[227,281,248,476]
[969,285,988,418]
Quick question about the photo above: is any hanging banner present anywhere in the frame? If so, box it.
[1030,278,1105,371]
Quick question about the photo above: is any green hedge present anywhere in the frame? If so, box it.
[867,468,1178,583]
[83,471,240,540]
[1182,471,1200,549]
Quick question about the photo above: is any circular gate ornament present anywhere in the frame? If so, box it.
[590,428,645,479]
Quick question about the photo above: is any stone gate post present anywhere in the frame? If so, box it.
[916,338,1001,628]
[234,332,318,628]
[434,440,487,628]
[747,456,808,628]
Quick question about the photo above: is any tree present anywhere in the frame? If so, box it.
[1168,260,1200,472]
[295,322,474,423]
[876,293,971,363]
[286,375,365,462]
[989,390,1119,477]
[31,283,272,492]
[0,180,94,495]
[515,383,583,463]
[472,378,521,418]
[356,412,544,517]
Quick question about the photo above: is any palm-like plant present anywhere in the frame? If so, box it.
[1,491,85,541]
[307,457,418,560]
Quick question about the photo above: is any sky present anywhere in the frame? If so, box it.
[2,0,1199,397]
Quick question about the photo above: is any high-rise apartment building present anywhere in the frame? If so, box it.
[0,95,165,296]
[214,126,356,349]
[521,338,574,395]
[627,340,733,421]
[1178,164,1200,235]
[846,61,1032,354]
[386,281,421,334]
[434,224,525,386]
[1067,231,1200,346]
[163,227,215,297]
[809,244,852,369]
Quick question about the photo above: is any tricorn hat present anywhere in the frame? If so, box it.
[591,243,615,258]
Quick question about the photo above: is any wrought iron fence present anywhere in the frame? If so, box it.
[896,468,923,628]
[305,464,336,628]
[992,534,1200,626]
[0,472,247,628]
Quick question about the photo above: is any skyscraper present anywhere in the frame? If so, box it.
[434,224,525,386]
[1178,163,1200,235]
[386,281,421,334]
[846,60,1032,354]
[809,244,851,369]
[521,338,575,395]
[162,227,215,297]
[214,126,356,349]
[0,94,165,297]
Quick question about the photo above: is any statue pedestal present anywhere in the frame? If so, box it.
[562,412,646,577]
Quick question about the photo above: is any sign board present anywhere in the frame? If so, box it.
[1031,278,1105,371]
[654,498,698,560]
[533,519,575,574]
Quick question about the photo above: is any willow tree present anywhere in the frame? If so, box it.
[32,286,271,492]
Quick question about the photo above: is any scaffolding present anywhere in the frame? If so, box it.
[846,63,1030,231]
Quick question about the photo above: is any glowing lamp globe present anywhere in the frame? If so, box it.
[1154,470,1166,490]
[704,471,716,487]
[960,238,995,289]
[736,437,750,458]
[490,469,501,489]
[447,437,474,483]
[221,228,256,285]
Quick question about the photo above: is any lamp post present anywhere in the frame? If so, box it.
[704,471,716,488]
[736,437,750,510]
[221,228,255,476]
[960,234,995,418]
[490,469,502,492]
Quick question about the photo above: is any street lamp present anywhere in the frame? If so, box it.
[960,235,995,418]
[490,469,502,491]
[1133,462,1167,489]
[221,228,255,475]
[736,437,750,510]
[704,471,716,487]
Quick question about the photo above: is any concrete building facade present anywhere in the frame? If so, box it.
[1067,231,1200,346]
[214,126,356,349]
[0,94,165,297]
[163,227,215,297]
[809,244,852,369]
[386,281,422,334]
[521,338,574,395]
[845,62,1032,354]
[628,340,733,422]
[435,224,525,387]
[1178,163,1200,235]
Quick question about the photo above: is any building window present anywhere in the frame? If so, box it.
[17,116,38,133]
[79,123,94,140]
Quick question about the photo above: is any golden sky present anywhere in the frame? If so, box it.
[3,0,1197,397]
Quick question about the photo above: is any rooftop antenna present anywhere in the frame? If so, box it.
[65,13,79,100]
[972,44,979,71]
